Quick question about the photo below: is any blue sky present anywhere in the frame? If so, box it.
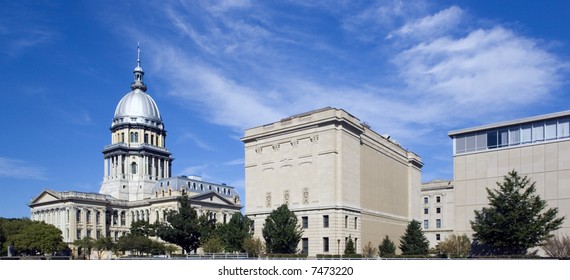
[1,0,569,218]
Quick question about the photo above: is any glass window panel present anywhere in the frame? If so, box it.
[465,134,476,152]
[476,132,487,150]
[533,123,544,141]
[558,118,570,138]
[521,124,532,143]
[545,121,557,139]
[498,129,508,147]
[487,131,498,149]
[509,127,520,145]
[455,136,465,154]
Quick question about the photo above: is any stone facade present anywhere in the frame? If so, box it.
[419,180,454,248]
[449,110,570,238]
[242,107,422,256]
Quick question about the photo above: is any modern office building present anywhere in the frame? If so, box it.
[449,110,570,237]
[242,107,423,256]
[419,179,454,247]
[29,50,241,246]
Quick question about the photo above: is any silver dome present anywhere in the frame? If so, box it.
[113,89,162,123]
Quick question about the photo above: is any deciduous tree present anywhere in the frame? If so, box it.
[156,193,201,254]
[217,212,253,252]
[262,204,303,254]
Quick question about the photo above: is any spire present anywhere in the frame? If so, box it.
[131,43,147,91]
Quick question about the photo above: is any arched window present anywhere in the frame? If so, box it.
[131,162,137,174]
[130,132,139,143]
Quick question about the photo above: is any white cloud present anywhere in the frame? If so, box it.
[393,27,564,112]
[179,164,209,177]
[387,6,463,39]
[0,157,46,180]
[178,132,216,151]
[223,158,244,166]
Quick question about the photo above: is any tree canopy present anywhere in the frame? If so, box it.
[399,220,429,255]
[471,170,565,255]
[3,219,67,255]
[344,235,356,254]
[216,212,253,252]
[156,193,202,253]
[262,204,303,254]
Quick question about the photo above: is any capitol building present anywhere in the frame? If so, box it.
[28,50,242,244]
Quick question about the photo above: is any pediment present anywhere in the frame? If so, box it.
[30,190,61,205]
[189,191,236,207]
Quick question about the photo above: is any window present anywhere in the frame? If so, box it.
[559,118,570,138]
[130,132,139,143]
[144,134,149,143]
[423,220,429,229]
[323,237,329,252]
[424,208,428,214]
[354,217,358,229]
[476,132,487,150]
[455,136,465,154]
[77,229,82,239]
[545,121,557,140]
[533,123,544,142]
[436,196,441,203]
[487,130,498,148]
[323,215,329,228]
[436,207,441,214]
[131,162,137,174]
[96,230,101,239]
[521,124,532,143]
[498,129,508,147]
[76,210,81,223]
[87,229,92,238]
[120,212,126,226]
[436,219,442,229]
[302,216,308,229]
[95,211,100,224]
[302,238,309,255]
[423,197,428,204]
[86,210,91,224]
[509,127,520,145]
[345,216,348,228]
[436,234,441,241]
[465,134,476,152]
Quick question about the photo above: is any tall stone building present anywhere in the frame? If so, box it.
[419,179,454,248]
[242,107,422,256]
[29,49,241,246]
[449,110,570,238]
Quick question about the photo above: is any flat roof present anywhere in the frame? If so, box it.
[448,109,570,137]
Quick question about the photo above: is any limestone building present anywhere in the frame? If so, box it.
[242,107,422,256]
[419,179,454,247]
[449,110,570,238]
[29,50,241,245]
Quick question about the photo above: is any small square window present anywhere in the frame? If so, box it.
[436,234,441,241]
[436,196,441,203]
[436,207,441,214]
[424,208,428,214]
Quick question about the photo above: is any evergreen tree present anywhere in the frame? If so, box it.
[471,170,565,255]
[344,235,356,254]
[399,220,429,255]
[378,235,396,257]
[262,204,303,254]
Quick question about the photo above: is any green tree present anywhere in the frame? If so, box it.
[217,212,253,252]
[156,193,201,254]
[73,237,95,259]
[130,220,157,237]
[471,170,565,255]
[11,221,66,255]
[202,236,224,253]
[262,204,303,254]
[399,220,429,255]
[116,234,153,256]
[434,234,471,258]
[344,235,356,254]
[93,237,115,259]
[378,235,396,257]
[243,237,264,258]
